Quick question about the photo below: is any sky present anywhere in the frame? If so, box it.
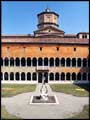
[2,1,89,35]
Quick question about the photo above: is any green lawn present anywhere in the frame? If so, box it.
[68,105,89,119]
[50,83,89,97]
[1,105,21,119]
[1,84,36,97]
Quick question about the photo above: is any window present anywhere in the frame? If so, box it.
[61,58,65,67]
[72,58,76,67]
[49,73,54,81]
[61,72,65,80]
[55,58,59,67]
[40,47,42,51]
[4,57,9,66]
[10,72,14,80]
[27,72,31,80]
[82,73,87,80]
[44,57,48,66]
[66,72,70,80]
[21,57,26,66]
[88,59,90,67]
[57,47,59,51]
[4,72,8,80]
[50,58,54,67]
[77,72,81,80]
[66,58,71,67]
[15,57,20,66]
[55,72,59,80]
[77,58,81,67]
[27,57,31,66]
[88,73,90,81]
[15,72,19,80]
[38,57,43,66]
[1,58,3,66]
[32,57,37,66]
[72,72,76,81]
[32,72,37,80]
[74,48,76,51]
[10,57,14,66]
[83,58,87,67]
[1,72,3,80]
[21,72,25,80]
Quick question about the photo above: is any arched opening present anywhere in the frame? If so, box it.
[1,72,3,80]
[15,57,20,66]
[21,57,26,66]
[38,57,43,66]
[27,57,31,66]
[55,72,59,80]
[61,58,65,67]
[32,72,37,80]
[82,73,87,80]
[4,72,8,80]
[83,58,87,67]
[88,73,90,81]
[61,72,65,80]
[66,72,70,80]
[50,58,54,67]
[55,58,59,67]
[27,72,31,80]
[10,57,14,66]
[44,57,48,66]
[15,72,19,80]
[72,58,76,67]
[4,57,9,66]
[49,73,54,80]
[77,72,81,80]
[72,72,76,81]
[77,58,81,67]
[88,58,90,67]
[32,57,37,66]
[1,58,3,66]
[21,72,25,80]
[10,72,14,80]
[66,58,71,67]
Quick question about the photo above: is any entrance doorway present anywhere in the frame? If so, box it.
[38,72,48,83]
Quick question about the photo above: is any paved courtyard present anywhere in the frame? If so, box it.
[1,84,89,119]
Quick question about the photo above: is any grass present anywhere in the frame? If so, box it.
[1,84,36,97]
[1,105,21,119]
[50,83,89,97]
[68,105,89,119]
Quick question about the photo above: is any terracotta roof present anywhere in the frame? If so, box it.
[1,36,89,45]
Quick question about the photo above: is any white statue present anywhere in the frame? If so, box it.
[40,76,48,101]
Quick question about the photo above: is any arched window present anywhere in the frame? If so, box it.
[10,57,14,66]
[27,72,31,80]
[1,58,3,66]
[83,58,87,67]
[15,72,19,80]
[32,57,37,66]
[38,57,43,66]
[15,57,20,66]
[61,58,65,67]
[55,72,59,80]
[21,72,25,80]
[27,57,31,66]
[50,58,54,67]
[72,58,76,67]
[44,57,48,66]
[77,72,81,80]
[1,72,3,80]
[77,58,81,67]
[4,72,8,80]
[10,72,14,80]
[82,73,87,80]
[55,58,59,67]
[21,57,26,66]
[61,72,65,80]
[32,72,37,80]
[66,72,70,80]
[72,72,76,81]
[88,73,90,81]
[49,73,54,80]
[4,57,9,66]
[88,59,90,67]
[66,58,71,67]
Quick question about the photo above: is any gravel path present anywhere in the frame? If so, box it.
[1,84,89,119]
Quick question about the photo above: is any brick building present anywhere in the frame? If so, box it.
[1,8,89,83]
